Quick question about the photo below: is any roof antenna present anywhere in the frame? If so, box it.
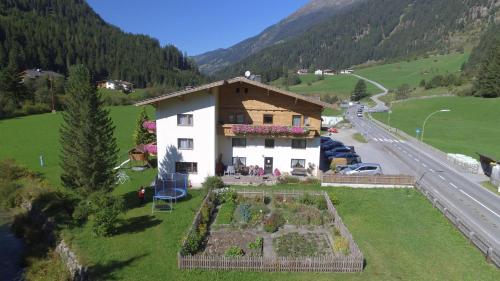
[244,70,251,79]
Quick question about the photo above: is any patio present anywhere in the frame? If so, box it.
[221,174,278,186]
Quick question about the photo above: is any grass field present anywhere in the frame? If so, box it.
[372,96,500,159]
[355,52,469,90]
[273,74,380,99]
[0,106,154,185]
[62,184,498,281]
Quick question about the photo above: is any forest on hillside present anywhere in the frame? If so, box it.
[0,0,204,88]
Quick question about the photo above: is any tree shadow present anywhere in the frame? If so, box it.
[88,253,148,280]
[158,145,183,177]
[115,215,162,235]
[122,188,155,211]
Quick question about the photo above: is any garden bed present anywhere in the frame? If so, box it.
[178,189,363,272]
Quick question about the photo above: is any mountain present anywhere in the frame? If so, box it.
[216,0,500,82]
[0,0,204,88]
[193,0,359,75]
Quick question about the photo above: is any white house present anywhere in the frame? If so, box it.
[136,77,334,186]
[314,69,324,75]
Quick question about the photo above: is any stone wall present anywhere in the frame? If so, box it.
[55,240,88,281]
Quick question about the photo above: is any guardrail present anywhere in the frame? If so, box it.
[415,182,500,267]
[322,174,415,186]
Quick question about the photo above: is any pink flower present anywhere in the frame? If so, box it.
[143,121,156,131]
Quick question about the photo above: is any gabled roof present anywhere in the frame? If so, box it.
[135,77,335,108]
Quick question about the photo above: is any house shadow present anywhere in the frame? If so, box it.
[88,253,148,280]
[115,215,162,235]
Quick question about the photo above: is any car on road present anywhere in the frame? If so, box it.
[357,112,363,117]
[328,152,361,165]
[340,163,382,175]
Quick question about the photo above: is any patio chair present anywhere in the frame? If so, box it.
[224,165,235,176]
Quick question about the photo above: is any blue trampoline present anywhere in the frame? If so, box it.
[152,173,188,213]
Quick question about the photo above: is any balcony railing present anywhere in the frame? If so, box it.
[217,124,318,138]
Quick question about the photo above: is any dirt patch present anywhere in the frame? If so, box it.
[273,232,333,257]
[204,230,262,256]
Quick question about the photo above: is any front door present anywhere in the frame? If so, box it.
[264,157,273,174]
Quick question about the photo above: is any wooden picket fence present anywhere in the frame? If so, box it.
[322,174,415,186]
[178,190,364,272]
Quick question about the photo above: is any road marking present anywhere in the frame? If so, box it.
[449,182,458,189]
[459,189,500,219]
[430,169,435,173]
[438,175,445,180]
[422,163,427,168]
[415,158,420,162]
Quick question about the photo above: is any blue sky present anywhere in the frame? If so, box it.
[87,0,309,56]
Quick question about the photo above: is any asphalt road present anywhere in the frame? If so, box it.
[347,106,500,251]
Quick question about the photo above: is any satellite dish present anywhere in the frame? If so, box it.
[244,71,251,78]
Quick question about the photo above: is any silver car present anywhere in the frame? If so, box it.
[341,163,382,175]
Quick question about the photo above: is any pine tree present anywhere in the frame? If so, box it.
[352,79,368,101]
[474,45,500,98]
[133,107,155,146]
[60,65,118,196]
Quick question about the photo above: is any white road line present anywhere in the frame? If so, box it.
[415,158,420,162]
[430,169,435,173]
[422,163,427,168]
[449,182,458,189]
[459,189,500,219]
[438,175,445,180]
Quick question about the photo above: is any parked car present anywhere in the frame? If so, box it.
[328,153,361,165]
[321,140,345,151]
[341,163,382,175]
[357,112,363,117]
[323,146,354,158]
[320,136,332,143]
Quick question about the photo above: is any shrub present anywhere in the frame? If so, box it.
[315,197,328,210]
[202,176,225,190]
[278,175,300,184]
[198,223,208,237]
[333,236,350,255]
[217,189,237,204]
[248,237,263,250]
[182,231,203,255]
[0,180,20,209]
[264,211,285,233]
[0,159,29,180]
[224,246,245,257]
[90,194,124,237]
[200,202,212,224]
[237,203,252,223]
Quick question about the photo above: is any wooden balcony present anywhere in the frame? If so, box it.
[217,124,319,138]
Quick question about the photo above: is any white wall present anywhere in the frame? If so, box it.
[156,90,217,186]
[218,136,320,176]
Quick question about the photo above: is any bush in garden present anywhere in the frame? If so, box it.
[315,197,327,210]
[200,202,212,224]
[198,222,208,237]
[333,236,350,255]
[224,246,245,257]
[202,176,225,190]
[181,230,203,255]
[263,211,285,233]
[248,237,263,250]
[237,203,252,223]
[218,189,237,204]
[329,193,340,205]
[278,175,300,184]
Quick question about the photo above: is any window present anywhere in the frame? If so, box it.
[175,162,197,173]
[291,139,306,149]
[177,114,193,126]
[304,116,310,126]
[178,138,193,150]
[244,87,249,93]
[263,114,273,124]
[236,87,240,93]
[235,113,245,124]
[228,114,235,123]
[232,157,246,166]
[232,138,246,147]
[291,159,306,169]
[265,139,275,148]
[292,115,302,126]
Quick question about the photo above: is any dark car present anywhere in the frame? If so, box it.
[321,136,332,143]
[328,153,361,165]
[323,146,353,158]
[321,140,344,151]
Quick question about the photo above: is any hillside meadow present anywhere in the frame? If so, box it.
[372,96,500,159]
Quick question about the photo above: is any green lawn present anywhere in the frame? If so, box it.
[356,52,469,90]
[0,106,154,185]
[372,96,500,159]
[61,184,498,281]
[273,74,379,99]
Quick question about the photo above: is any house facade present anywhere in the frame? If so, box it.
[136,77,333,186]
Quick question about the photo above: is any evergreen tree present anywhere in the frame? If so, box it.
[0,65,26,117]
[474,45,500,98]
[133,107,155,146]
[60,65,118,196]
[351,79,368,101]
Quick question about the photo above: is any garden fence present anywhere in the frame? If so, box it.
[178,189,364,272]
[322,174,415,186]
